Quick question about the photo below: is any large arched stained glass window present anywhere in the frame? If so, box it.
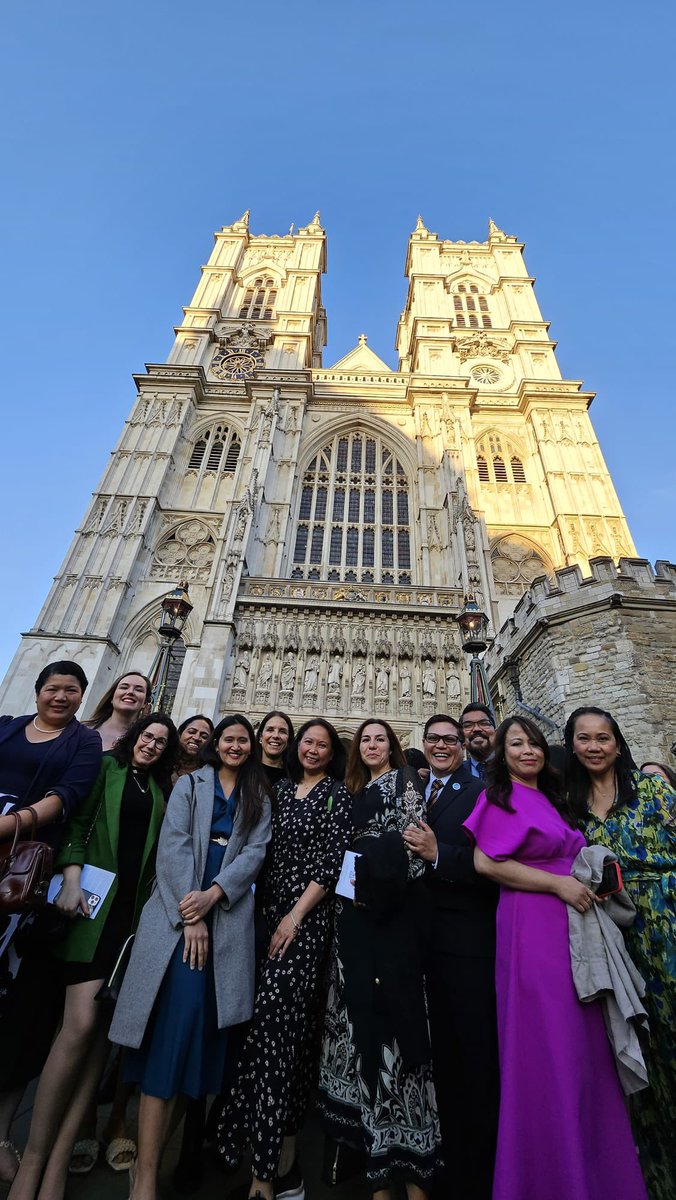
[291,433,412,584]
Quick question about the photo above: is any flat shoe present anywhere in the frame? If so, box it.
[68,1138,99,1175]
[105,1137,137,1172]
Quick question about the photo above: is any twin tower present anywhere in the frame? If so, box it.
[0,212,637,741]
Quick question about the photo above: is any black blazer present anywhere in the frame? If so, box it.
[425,763,497,958]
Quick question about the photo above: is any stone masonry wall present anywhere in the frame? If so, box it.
[486,557,676,763]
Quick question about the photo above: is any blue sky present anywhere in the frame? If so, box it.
[0,1,674,682]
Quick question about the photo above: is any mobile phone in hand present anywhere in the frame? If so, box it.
[596,861,622,899]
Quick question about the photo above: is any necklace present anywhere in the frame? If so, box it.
[296,775,326,799]
[33,717,63,736]
[131,768,150,795]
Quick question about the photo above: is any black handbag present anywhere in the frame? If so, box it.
[95,933,135,1006]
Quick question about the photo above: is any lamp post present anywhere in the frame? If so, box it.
[456,594,494,716]
[149,582,193,712]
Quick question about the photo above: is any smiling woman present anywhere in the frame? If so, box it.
[217,718,351,1200]
[464,716,647,1200]
[84,671,152,752]
[109,714,272,1200]
[8,713,178,1200]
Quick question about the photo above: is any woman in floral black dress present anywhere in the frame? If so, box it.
[217,718,352,1200]
[317,719,441,1199]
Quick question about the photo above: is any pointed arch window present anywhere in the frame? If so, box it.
[187,425,241,477]
[238,277,278,320]
[453,283,492,330]
[476,433,527,485]
[291,432,412,584]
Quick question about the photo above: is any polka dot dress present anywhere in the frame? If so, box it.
[217,774,352,1182]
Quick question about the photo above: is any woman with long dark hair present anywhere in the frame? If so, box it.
[255,710,294,786]
[83,672,152,751]
[8,714,177,1200]
[565,706,675,1200]
[318,719,440,1200]
[171,715,214,784]
[109,714,271,1200]
[464,716,646,1200]
[217,718,352,1200]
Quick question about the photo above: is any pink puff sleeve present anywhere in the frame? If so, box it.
[463,789,530,861]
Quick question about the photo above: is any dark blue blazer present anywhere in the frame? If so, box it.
[0,714,102,848]
[425,762,497,957]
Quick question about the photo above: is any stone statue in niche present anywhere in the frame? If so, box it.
[232,650,251,691]
[303,657,319,694]
[351,661,367,699]
[258,655,274,692]
[422,665,437,699]
[233,502,249,543]
[399,661,412,699]
[221,558,237,602]
[427,513,443,551]
[375,663,390,696]
[327,655,343,693]
[280,655,296,691]
[445,666,461,705]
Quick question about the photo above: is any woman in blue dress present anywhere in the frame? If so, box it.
[109,714,272,1200]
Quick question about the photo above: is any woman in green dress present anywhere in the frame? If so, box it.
[565,706,675,1200]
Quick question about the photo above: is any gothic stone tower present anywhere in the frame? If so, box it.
[0,213,636,744]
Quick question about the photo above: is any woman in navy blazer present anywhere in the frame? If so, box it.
[0,661,102,1185]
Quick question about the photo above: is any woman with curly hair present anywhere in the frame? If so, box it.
[8,713,177,1200]
[464,715,646,1200]
[566,706,675,1200]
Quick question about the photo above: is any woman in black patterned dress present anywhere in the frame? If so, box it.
[217,718,352,1200]
[317,720,441,1200]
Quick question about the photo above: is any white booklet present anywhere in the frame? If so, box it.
[336,850,361,901]
[48,865,116,920]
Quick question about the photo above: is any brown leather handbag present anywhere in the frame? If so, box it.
[0,808,54,913]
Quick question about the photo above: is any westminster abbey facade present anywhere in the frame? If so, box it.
[0,212,637,743]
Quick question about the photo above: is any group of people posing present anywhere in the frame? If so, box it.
[0,659,673,1200]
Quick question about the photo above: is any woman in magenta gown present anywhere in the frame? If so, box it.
[464,716,646,1200]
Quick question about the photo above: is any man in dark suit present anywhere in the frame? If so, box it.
[404,713,499,1200]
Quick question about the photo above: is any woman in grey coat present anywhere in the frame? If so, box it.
[109,713,271,1200]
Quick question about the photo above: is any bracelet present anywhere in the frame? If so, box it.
[290,911,301,932]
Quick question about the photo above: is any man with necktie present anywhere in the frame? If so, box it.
[459,703,496,779]
[404,714,499,1200]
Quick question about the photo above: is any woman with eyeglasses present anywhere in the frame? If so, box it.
[110,714,271,1200]
[318,719,440,1200]
[8,714,177,1200]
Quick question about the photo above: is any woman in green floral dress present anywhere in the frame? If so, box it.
[565,706,675,1200]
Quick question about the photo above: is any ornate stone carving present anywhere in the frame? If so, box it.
[491,537,549,597]
[398,631,415,659]
[152,519,216,583]
[261,618,277,650]
[375,662,390,697]
[238,618,255,649]
[352,629,368,657]
[427,512,443,551]
[350,660,367,699]
[256,654,274,695]
[445,665,461,705]
[420,631,438,661]
[422,664,437,700]
[303,656,319,695]
[455,331,511,363]
[306,623,323,654]
[211,323,272,380]
[327,655,343,694]
[374,630,391,658]
[232,650,251,691]
[329,626,346,655]
[275,654,294,694]
[398,661,412,699]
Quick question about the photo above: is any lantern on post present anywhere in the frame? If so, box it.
[456,594,494,716]
[149,582,193,712]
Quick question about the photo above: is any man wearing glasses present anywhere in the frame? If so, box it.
[404,715,498,1200]
[459,703,496,779]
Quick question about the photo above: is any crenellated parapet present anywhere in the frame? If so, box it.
[486,557,676,760]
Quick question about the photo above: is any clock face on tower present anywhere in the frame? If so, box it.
[211,350,261,380]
